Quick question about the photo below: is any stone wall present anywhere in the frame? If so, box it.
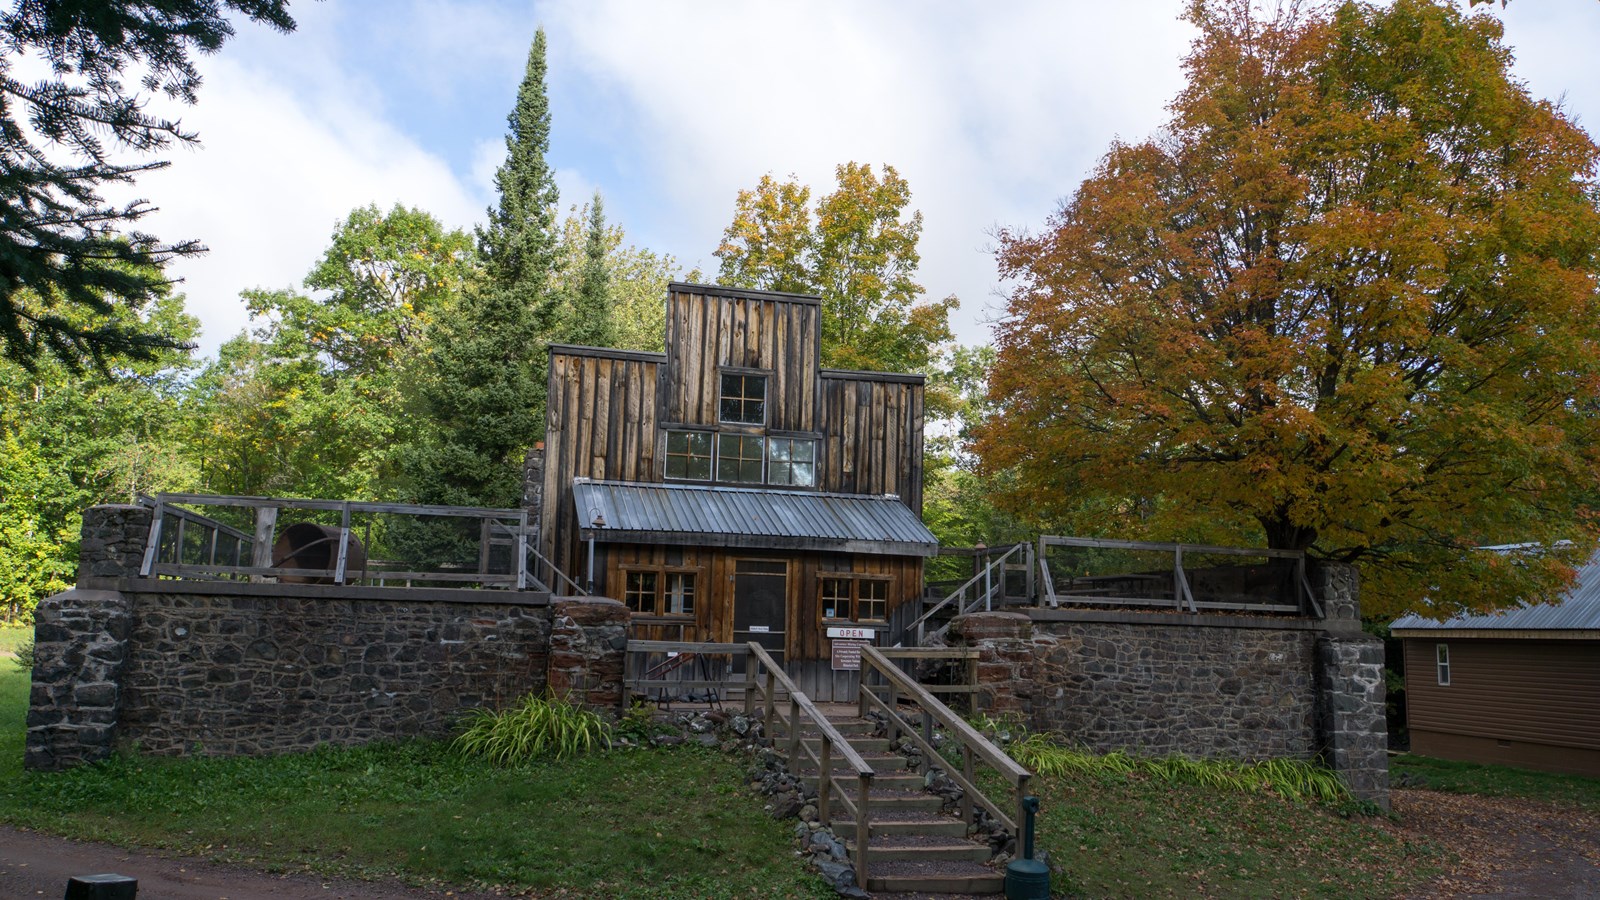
[115,587,552,756]
[28,505,646,770]
[947,563,1389,807]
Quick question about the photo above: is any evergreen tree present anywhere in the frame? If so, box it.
[401,29,558,509]
[0,0,295,371]
[565,191,614,348]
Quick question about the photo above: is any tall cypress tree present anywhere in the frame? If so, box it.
[565,191,615,348]
[401,29,559,511]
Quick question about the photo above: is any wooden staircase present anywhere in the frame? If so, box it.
[778,711,1006,895]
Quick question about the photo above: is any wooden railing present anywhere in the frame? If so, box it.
[1035,535,1322,616]
[876,647,979,706]
[745,643,876,888]
[621,640,747,711]
[859,645,1032,836]
[908,542,1028,644]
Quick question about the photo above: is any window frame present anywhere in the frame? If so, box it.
[818,574,894,623]
[766,435,819,488]
[718,369,769,426]
[620,566,701,619]
[664,429,714,481]
[716,432,766,484]
[1436,643,1450,686]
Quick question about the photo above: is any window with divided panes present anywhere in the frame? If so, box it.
[767,437,816,487]
[665,431,712,480]
[820,576,890,622]
[623,568,697,616]
[720,372,766,425]
[717,433,764,483]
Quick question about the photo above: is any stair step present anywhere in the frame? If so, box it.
[789,754,905,775]
[802,735,892,753]
[849,837,993,862]
[800,771,924,790]
[849,817,969,838]
[863,858,1005,894]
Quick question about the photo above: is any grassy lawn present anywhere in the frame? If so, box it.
[1392,753,1600,813]
[0,624,30,658]
[0,665,825,899]
[1016,769,1437,898]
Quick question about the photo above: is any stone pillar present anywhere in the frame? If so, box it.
[1309,562,1388,808]
[25,589,132,770]
[24,505,153,770]
[946,611,1033,717]
[546,597,629,710]
[1316,635,1389,809]
[76,504,153,589]
[522,446,545,512]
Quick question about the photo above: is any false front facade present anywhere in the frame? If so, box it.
[537,282,936,699]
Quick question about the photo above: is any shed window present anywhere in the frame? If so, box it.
[665,431,712,480]
[767,437,817,487]
[720,372,767,425]
[1436,643,1450,686]
[717,433,764,483]
[622,567,698,617]
[819,575,892,622]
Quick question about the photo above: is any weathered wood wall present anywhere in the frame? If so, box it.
[598,544,920,659]
[540,347,664,578]
[663,284,820,432]
[818,370,924,512]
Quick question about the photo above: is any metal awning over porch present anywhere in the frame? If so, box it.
[572,479,939,557]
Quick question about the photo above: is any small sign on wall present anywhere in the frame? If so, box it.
[831,639,869,671]
[826,626,875,641]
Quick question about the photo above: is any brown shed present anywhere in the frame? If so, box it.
[1392,552,1600,778]
[537,282,938,700]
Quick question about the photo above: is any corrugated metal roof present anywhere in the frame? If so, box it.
[572,480,939,557]
[1392,549,1600,632]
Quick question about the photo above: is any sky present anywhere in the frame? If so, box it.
[126,0,1600,358]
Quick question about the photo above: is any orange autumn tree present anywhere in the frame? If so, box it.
[979,0,1600,620]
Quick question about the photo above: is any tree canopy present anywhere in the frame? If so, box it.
[979,0,1600,619]
[714,163,957,380]
[0,0,295,371]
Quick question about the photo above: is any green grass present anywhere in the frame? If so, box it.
[1392,753,1600,812]
[0,624,30,658]
[1020,768,1437,898]
[0,666,825,899]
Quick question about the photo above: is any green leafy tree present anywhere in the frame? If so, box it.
[980,0,1600,619]
[0,292,199,620]
[714,162,957,384]
[563,191,615,348]
[0,0,295,371]
[190,205,472,500]
[401,30,558,509]
[549,198,680,353]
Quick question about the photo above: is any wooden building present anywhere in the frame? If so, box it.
[537,283,937,700]
[1392,552,1600,778]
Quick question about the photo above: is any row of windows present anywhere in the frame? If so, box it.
[666,432,817,487]
[619,568,888,622]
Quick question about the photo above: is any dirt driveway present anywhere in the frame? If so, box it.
[3,789,1597,898]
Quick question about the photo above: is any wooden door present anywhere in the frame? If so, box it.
[733,559,787,664]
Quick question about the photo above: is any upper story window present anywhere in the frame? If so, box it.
[720,372,767,425]
[665,431,712,480]
[717,433,764,483]
[768,437,817,487]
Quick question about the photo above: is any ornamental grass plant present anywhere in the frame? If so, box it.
[452,691,611,764]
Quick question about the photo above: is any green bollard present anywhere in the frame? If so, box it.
[1004,796,1050,899]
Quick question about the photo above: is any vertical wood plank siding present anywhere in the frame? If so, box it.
[664,286,820,432]
[540,284,930,690]
[1403,637,1600,777]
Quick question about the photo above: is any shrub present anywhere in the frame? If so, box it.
[452,692,612,765]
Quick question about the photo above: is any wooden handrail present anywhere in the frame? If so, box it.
[745,643,874,887]
[858,644,1031,834]
[908,543,1025,641]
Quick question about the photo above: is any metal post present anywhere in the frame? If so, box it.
[516,511,529,590]
[585,535,596,595]
[983,548,993,612]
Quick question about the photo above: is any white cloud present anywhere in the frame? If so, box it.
[134,54,489,355]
